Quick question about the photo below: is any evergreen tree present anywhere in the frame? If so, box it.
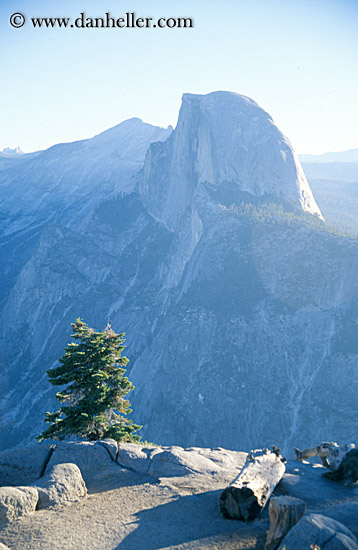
[36,318,141,442]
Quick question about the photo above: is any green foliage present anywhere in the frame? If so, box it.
[36,318,142,443]
[220,200,358,238]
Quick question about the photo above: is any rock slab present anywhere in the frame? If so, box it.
[116,444,247,482]
[0,443,53,486]
[45,442,112,482]
[323,502,358,539]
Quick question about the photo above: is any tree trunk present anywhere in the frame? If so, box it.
[219,448,286,521]
[294,442,356,470]
[264,496,306,550]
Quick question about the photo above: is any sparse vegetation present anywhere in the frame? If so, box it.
[219,200,358,238]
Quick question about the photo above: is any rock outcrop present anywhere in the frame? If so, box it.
[34,463,87,509]
[44,441,113,482]
[0,441,357,550]
[0,91,357,456]
[323,449,358,486]
[0,442,54,486]
[0,441,248,488]
[0,486,38,522]
[324,502,358,539]
[139,91,323,232]
[278,514,358,550]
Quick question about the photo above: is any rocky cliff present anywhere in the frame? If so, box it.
[0,92,357,454]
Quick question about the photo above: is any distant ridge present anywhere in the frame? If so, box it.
[300,148,358,163]
[0,147,24,158]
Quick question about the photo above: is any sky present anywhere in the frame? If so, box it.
[0,0,357,155]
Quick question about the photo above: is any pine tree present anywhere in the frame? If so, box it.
[36,318,141,442]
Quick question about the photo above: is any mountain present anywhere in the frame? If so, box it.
[299,148,358,163]
[308,178,358,236]
[139,92,323,229]
[0,118,172,232]
[298,149,358,235]
[0,147,24,158]
[0,92,357,455]
[302,162,358,183]
[0,118,172,317]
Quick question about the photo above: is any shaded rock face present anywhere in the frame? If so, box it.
[0,118,172,233]
[0,91,357,454]
[324,503,358,539]
[323,449,358,486]
[0,120,172,451]
[0,442,53,486]
[278,513,358,550]
[0,118,172,324]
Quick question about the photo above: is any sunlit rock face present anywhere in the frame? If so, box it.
[1,92,357,456]
[139,91,323,231]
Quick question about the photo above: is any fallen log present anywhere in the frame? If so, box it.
[294,441,356,470]
[294,442,357,486]
[294,441,355,470]
[219,447,286,521]
[264,495,306,550]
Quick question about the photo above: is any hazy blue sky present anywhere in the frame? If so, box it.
[0,0,357,154]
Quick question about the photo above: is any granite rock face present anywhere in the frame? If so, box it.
[116,444,247,481]
[0,440,248,493]
[0,440,357,547]
[139,92,323,233]
[34,463,87,509]
[324,502,358,539]
[0,92,357,454]
[0,119,172,451]
[0,486,38,522]
[44,442,113,482]
[127,96,357,452]
[0,442,53,486]
[278,513,358,550]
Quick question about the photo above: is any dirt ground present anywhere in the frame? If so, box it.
[0,464,269,550]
